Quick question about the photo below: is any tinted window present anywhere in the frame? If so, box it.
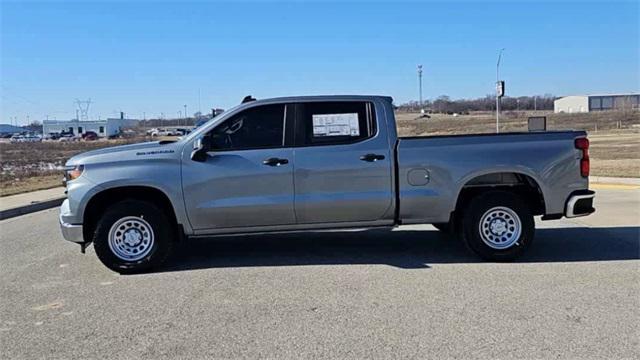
[208,104,285,151]
[590,97,601,110]
[601,97,613,109]
[298,101,376,146]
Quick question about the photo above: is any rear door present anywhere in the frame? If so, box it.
[293,100,394,224]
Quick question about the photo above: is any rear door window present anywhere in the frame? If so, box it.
[296,101,376,146]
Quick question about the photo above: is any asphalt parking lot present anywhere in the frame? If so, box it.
[1,188,638,359]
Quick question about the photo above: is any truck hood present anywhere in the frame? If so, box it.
[66,141,179,166]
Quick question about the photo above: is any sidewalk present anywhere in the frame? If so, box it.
[0,187,66,220]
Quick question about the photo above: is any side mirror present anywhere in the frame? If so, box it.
[190,136,209,162]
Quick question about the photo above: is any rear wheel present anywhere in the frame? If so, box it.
[458,191,534,261]
[93,200,174,274]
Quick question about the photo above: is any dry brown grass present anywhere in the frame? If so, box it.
[0,139,140,196]
[395,110,640,136]
[0,174,61,197]
[588,131,640,178]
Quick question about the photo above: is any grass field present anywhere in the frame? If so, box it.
[0,139,139,196]
[395,110,640,136]
[588,131,640,178]
[0,110,638,197]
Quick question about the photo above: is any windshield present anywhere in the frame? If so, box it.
[182,102,245,143]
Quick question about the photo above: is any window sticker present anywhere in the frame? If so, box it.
[312,113,360,137]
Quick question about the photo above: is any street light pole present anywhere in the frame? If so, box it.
[496,48,505,133]
[417,64,423,114]
[183,104,187,126]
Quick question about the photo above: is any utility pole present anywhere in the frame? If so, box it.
[534,96,537,111]
[184,104,187,126]
[496,48,505,133]
[417,65,424,114]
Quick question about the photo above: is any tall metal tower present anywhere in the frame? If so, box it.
[75,98,92,121]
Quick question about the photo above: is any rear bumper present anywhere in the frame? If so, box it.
[565,190,596,218]
[59,199,84,243]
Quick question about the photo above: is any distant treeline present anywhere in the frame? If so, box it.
[397,95,556,114]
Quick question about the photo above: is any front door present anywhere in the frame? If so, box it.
[293,101,394,224]
[182,103,295,230]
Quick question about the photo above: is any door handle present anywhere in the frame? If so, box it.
[262,157,289,166]
[359,153,385,162]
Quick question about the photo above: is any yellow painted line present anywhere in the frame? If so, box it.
[590,183,640,190]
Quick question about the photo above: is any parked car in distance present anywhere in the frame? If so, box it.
[43,132,62,140]
[9,134,24,143]
[150,128,179,137]
[10,133,42,143]
[121,129,137,138]
[59,133,78,142]
[60,95,595,273]
[82,131,99,141]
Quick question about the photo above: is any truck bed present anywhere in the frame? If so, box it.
[395,130,588,224]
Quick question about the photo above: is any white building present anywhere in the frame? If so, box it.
[554,93,640,113]
[43,117,138,137]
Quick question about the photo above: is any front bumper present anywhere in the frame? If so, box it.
[565,190,596,218]
[59,199,84,243]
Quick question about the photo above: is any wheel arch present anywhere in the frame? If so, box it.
[82,185,181,243]
[453,171,546,219]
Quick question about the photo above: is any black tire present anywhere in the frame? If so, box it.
[457,191,534,261]
[432,223,450,233]
[93,200,174,274]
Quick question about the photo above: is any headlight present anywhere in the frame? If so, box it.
[65,165,84,182]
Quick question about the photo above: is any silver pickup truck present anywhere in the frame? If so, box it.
[60,95,595,273]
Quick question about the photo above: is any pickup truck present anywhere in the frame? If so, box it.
[59,95,595,273]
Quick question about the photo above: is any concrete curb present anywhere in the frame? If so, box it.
[0,197,65,221]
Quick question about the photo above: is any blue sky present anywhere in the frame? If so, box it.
[1,0,638,123]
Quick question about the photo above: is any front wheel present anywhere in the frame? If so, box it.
[458,191,534,261]
[93,200,174,274]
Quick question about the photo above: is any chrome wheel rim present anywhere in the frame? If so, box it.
[478,206,521,250]
[108,216,154,261]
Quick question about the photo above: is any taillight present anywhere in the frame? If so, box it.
[575,138,589,177]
